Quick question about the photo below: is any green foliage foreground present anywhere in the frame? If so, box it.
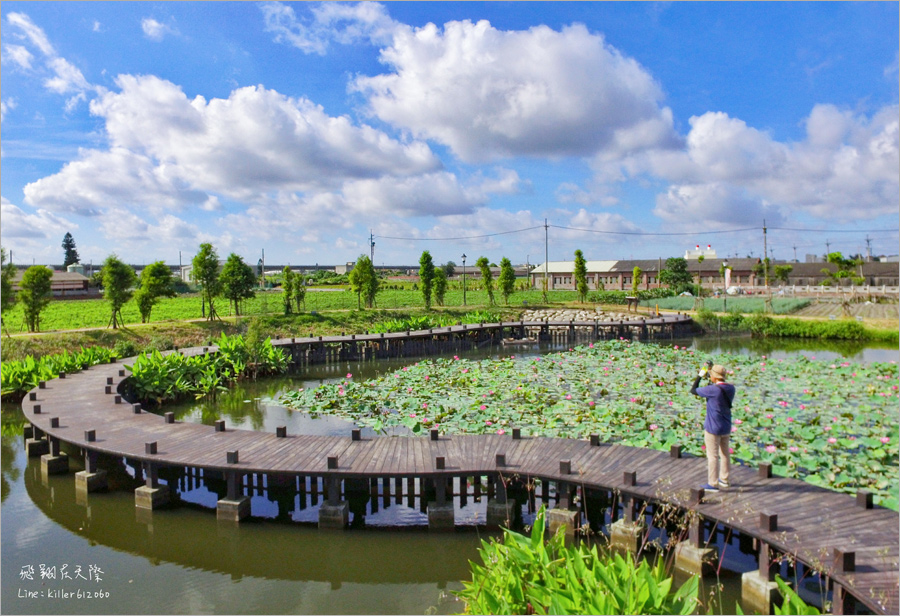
[456,507,819,615]
[456,507,699,615]
[1,346,120,399]
[282,339,899,508]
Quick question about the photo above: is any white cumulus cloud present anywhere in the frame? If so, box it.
[353,19,680,162]
[141,18,177,42]
[2,44,35,70]
[261,1,398,54]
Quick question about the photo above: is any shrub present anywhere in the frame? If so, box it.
[456,506,699,615]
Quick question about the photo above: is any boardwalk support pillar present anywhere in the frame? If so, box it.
[26,426,50,457]
[487,474,515,528]
[75,450,107,493]
[610,493,645,553]
[135,462,170,510]
[41,436,69,475]
[741,542,783,615]
[318,477,349,530]
[674,514,717,577]
[549,480,580,537]
[217,471,251,522]
[428,477,455,531]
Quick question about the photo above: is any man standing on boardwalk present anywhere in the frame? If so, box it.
[691,364,735,492]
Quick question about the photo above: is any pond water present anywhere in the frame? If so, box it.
[2,335,894,614]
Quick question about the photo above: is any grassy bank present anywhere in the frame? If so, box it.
[695,309,899,343]
[0,307,526,361]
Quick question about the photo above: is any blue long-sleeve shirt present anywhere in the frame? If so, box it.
[691,378,735,436]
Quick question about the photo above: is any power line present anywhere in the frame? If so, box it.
[549,224,758,236]
[375,225,543,241]
[768,227,899,233]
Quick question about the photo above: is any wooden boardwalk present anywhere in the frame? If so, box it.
[20,319,898,615]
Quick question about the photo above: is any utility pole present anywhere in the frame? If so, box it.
[865,235,872,262]
[763,220,771,313]
[825,239,831,258]
[792,245,797,262]
[369,230,375,262]
[543,218,549,303]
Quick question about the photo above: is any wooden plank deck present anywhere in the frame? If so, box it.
[20,332,898,615]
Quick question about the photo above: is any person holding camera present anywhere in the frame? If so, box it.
[691,363,735,491]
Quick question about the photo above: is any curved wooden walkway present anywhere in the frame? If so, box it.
[20,320,898,615]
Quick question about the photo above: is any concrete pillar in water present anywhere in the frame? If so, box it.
[217,471,251,522]
[427,476,454,531]
[548,478,579,537]
[75,450,107,493]
[318,476,349,529]
[741,541,783,615]
[41,436,69,475]
[486,473,515,527]
[674,515,718,577]
[26,438,50,457]
[135,461,169,510]
[609,493,644,553]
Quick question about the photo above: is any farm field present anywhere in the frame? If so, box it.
[2,288,580,333]
[791,301,899,320]
[639,296,810,314]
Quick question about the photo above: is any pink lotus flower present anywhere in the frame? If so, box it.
[729,447,734,454]
[700,445,706,451]
[658,381,664,386]
[789,446,799,452]
[786,417,794,422]
[479,405,487,410]
[668,401,674,406]
[765,445,776,453]
[410,413,417,418]
[827,437,837,444]
[766,413,774,419]
[732,426,738,432]
[649,424,658,431]
[485,420,493,426]
[734,419,743,424]
[588,401,595,407]
[462,368,469,373]
[453,355,459,360]
[589,343,594,348]
[823,426,831,431]
[346,373,352,379]
[497,429,506,435]
[799,404,806,410]
[424,375,430,381]
[565,394,572,400]
[407,387,413,393]
[881,437,891,444]
[422,403,428,410]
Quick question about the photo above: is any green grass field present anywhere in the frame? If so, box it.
[2,288,579,333]
[640,296,810,314]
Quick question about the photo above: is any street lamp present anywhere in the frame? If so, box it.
[461,254,467,306]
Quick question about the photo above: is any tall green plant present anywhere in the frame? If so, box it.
[574,249,588,302]
[192,243,221,320]
[219,254,257,316]
[433,268,448,306]
[281,266,295,314]
[476,257,495,305]
[102,254,137,329]
[456,507,699,615]
[18,265,53,333]
[1,247,17,336]
[632,266,643,296]
[419,250,435,310]
[498,257,515,305]
[134,260,176,323]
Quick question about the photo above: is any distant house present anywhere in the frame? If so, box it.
[12,270,91,296]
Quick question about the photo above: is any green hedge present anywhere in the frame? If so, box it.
[696,310,898,342]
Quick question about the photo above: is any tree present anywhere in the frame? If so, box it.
[294,274,306,311]
[658,257,692,292]
[349,255,379,309]
[774,264,793,286]
[696,255,705,293]
[134,261,176,323]
[752,258,774,285]
[433,268,448,306]
[631,266,642,296]
[441,261,456,278]
[498,257,516,305]
[476,257,495,305]
[419,251,435,310]
[1,248,17,336]
[821,252,864,287]
[573,250,588,302]
[192,243,221,320]
[102,254,137,329]
[281,266,295,314]
[61,232,80,268]
[220,254,257,316]
[18,265,53,333]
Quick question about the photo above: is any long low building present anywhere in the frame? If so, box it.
[11,270,92,296]
[529,258,899,291]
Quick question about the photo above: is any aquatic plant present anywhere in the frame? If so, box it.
[281,339,899,508]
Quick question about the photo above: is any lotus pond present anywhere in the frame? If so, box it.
[281,339,899,509]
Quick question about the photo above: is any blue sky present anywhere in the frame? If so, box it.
[2,2,897,268]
